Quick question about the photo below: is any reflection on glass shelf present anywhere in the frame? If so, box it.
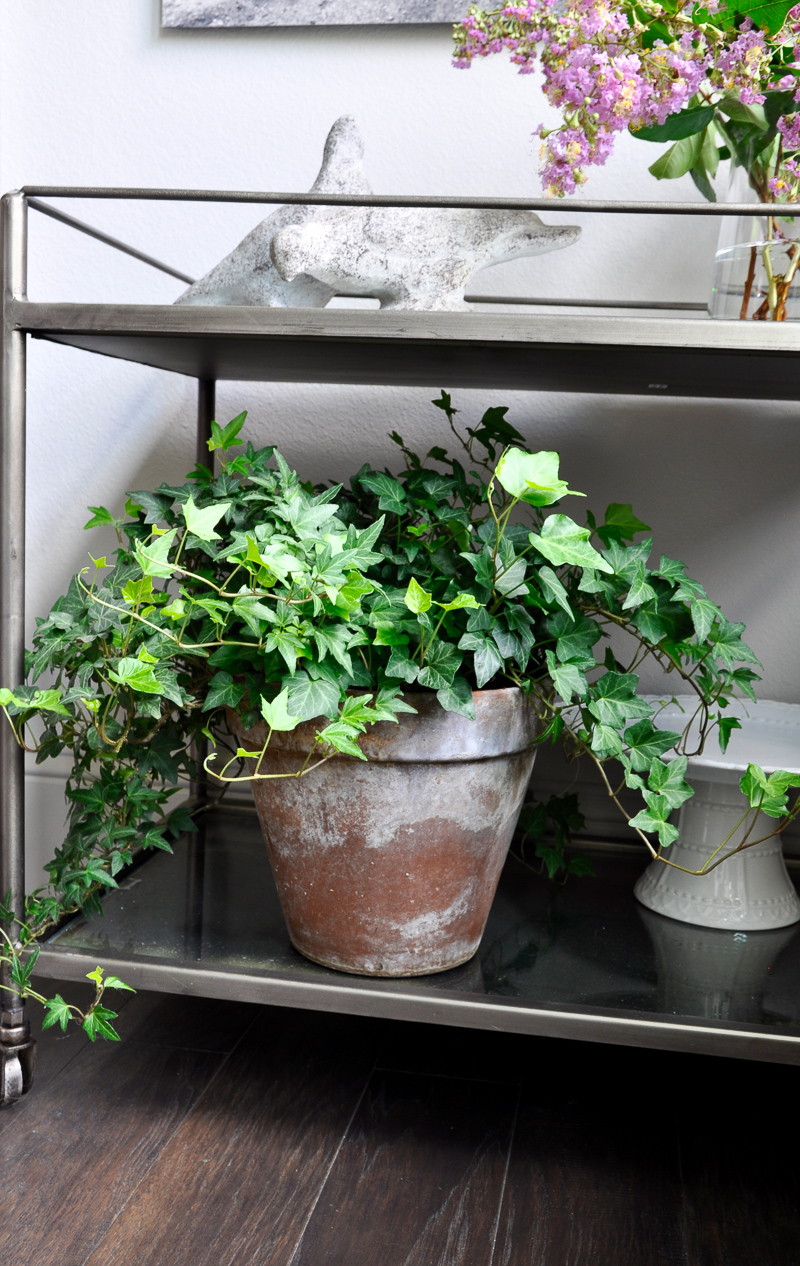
[47,807,800,1033]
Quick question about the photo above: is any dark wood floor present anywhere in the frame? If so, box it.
[0,978,797,1266]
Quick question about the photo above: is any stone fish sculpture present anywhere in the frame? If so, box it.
[271,206,580,311]
[177,115,580,311]
[176,115,371,307]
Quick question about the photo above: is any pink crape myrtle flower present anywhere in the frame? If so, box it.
[453,0,800,197]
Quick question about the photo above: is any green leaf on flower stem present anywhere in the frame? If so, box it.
[630,105,715,144]
[436,677,476,720]
[134,529,178,579]
[404,577,432,614]
[108,657,162,695]
[182,495,231,543]
[716,92,768,130]
[42,994,73,1033]
[529,515,614,574]
[740,764,800,817]
[203,671,245,713]
[624,719,683,770]
[284,672,341,722]
[208,410,247,452]
[690,163,717,204]
[648,132,704,180]
[260,688,302,732]
[494,448,584,506]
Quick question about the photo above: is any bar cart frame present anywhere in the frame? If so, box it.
[3,185,800,1103]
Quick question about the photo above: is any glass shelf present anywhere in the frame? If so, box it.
[34,805,800,1064]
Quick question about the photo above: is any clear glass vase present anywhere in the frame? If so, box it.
[708,165,800,320]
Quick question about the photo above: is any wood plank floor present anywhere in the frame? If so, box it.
[0,978,797,1266]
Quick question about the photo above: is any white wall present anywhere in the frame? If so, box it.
[2,1,798,876]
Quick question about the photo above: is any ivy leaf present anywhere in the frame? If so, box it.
[740,764,800,817]
[494,448,584,506]
[691,597,722,643]
[208,410,247,452]
[628,804,681,848]
[596,503,652,547]
[134,529,178,579]
[284,672,341,722]
[83,505,121,531]
[462,634,505,689]
[624,719,683,770]
[108,657,162,695]
[436,677,476,720]
[622,562,657,610]
[42,994,73,1033]
[83,1004,121,1043]
[588,672,653,727]
[385,647,420,684]
[182,495,231,543]
[434,592,482,613]
[494,557,528,598]
[529,515,613,574]
[102,976,136,992]
[358,472,407,515]
[203,671,245,712]
[260,688,302,732]
[717,715,742,753]
[418,639,461,689]
[545,649,588,702]
[404,577,432,614]
[647,755,695,810]
[591,723,624,759]
[316,719,367,760]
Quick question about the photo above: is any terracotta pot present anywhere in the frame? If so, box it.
[229,688,537,977]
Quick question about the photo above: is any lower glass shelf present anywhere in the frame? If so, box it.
[35,804,800,1064]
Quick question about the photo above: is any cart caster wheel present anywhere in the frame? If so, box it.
[0,1010,36,1105]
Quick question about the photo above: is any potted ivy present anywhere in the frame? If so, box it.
[2,394,798,1009]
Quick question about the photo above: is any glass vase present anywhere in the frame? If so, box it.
[708,165,800,320]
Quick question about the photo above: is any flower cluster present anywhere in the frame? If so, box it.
[453,0,800,199]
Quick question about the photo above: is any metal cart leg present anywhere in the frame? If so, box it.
[0,191,35,1104]
[183,378,215,960]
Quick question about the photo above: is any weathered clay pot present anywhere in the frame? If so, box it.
[229,688,537,977]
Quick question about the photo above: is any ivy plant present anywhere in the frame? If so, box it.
[1,394,799,1036]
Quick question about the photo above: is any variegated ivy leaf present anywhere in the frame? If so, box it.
[182,495,231,543]
[537,565,574,620]
[436,676,476,720]
[529,515,613,574]
[260,688,302,732]
[587,672,653,728]
[646,754,694,810]
[740,764,800,818]
[134,529,178,579]
[627,801,681,848]
[404,577,432,614]
[494,448,585,507]
[434,592,481,613]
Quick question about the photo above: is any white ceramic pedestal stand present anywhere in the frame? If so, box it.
[634,700,800,930]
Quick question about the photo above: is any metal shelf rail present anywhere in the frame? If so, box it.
[2,187,800,1102]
